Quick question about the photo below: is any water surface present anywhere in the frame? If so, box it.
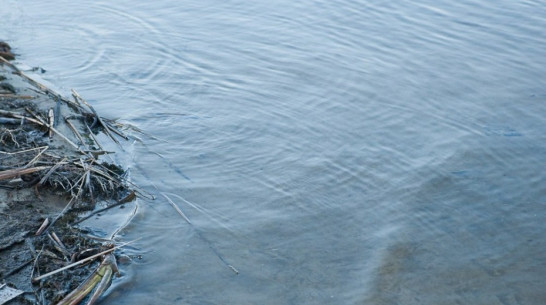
[2,0,546,304]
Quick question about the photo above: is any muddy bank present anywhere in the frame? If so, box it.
[1,43,139,305]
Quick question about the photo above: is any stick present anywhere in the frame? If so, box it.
[47,232,70,261]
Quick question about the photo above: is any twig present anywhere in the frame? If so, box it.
[0,54,21,71]
[0,94,35,99]
[47,232,70,261]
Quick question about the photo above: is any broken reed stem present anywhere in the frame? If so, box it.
[47,232,70,261]
[0,109,44,126]
[155,188,239,275]
[44,172,87,233]
[65,117,86,147]
[0,94,35,99]
[55,253,118,305]
[161,193,191,224]
[51,232,67,252]
[35,218,49,236]
[25,107,81,151]
[72,89,121,146]
[37,158,67,186]
[23,146,49,168]
[30,246,44,283]
[0,54,20,71]
[0,146,47,156]
[73,191,136,225]
[0,166,49,181]
[32,239,138,283]
[104,120,129,140]
[85,123,104,151]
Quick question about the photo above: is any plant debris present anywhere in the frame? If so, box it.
[1,42,141,305]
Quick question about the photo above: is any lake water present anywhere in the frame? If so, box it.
[2,0,546,304]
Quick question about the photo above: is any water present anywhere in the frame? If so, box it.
[2,0,546,304]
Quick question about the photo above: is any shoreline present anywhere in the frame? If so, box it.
[1,42,137,305]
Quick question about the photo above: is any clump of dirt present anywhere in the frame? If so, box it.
[0,42,15,61]
[1,42,137,305]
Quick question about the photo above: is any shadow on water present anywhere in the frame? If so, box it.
[368,137,546,304]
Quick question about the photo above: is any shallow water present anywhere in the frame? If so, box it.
[2,0,546,304]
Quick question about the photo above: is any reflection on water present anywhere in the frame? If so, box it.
[2,0,546,304]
